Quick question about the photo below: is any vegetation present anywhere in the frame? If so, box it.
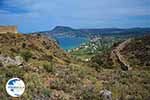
[43,62,55,73]
[0,33,150,99]
[70,36,124,61]
[20,50,32,62]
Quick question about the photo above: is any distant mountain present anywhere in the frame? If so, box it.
[32,26,150,38]
[51,26,75,33]
[32,26,88,38]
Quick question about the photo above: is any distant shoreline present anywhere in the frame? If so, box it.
[56,37,89,50]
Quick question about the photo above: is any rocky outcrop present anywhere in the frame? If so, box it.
[0,55,23,67]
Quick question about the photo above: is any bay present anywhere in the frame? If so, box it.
[55,36,88,50]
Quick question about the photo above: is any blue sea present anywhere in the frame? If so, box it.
[55,37,88,50]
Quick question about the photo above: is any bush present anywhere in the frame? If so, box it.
[20,50,32,62]
[1,65,24,78]
[43,62,55,73]
[42,88,52,97]
[22,43,26,48]
[80,86,101,100]
[89,62,102,72]
[50,79,67,91]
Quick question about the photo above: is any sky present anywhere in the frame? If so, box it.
[0,0,150,33]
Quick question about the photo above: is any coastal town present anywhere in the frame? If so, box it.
[69,36,123,61]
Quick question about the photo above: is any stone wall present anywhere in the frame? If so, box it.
[0,26,18,34]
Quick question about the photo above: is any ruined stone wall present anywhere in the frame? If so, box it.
[0,26,18,34]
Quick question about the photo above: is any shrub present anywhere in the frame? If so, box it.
[43,62,55,73]
[90,62,102,72]
[80,86,101,100]
[1,65,24,78]
[42,88,52,97]
[50,79,67,91]
[15,34,22,38]
[22,43,26,48]
[20,50,32,62]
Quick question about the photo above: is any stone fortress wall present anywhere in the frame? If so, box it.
[0,26,18,33]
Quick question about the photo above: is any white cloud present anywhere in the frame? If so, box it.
[2,0,150,19]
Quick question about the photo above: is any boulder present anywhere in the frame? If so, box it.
[15,56,24,65]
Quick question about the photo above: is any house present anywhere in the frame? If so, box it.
[0,26,18,34]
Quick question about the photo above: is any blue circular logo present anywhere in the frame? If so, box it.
[6,78,25,97]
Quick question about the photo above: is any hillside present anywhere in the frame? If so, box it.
[90,36,150,100]
[0,33,150,100]
[91,35,150,70]
[120,36,150,69]
[0,33,103,100]
[0,33,70,65]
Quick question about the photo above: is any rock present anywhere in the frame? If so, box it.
[0,55,15,66]
[15,56,24,65]
[100,89,112,100]
[0,55,24,67]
